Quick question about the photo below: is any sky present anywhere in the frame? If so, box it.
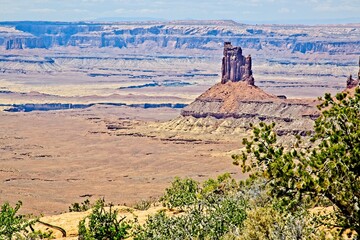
[0,0,359,24]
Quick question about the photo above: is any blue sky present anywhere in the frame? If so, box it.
[0,0,359,24]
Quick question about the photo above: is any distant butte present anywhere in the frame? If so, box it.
[179,42,320,136]
[178,44,360,136]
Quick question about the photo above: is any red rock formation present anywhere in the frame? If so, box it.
[180,81,319,136]
[345,58,360,89]
[221,42,254,85]
[347,74,359,89]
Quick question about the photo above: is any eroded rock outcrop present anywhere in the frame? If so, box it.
[221,42,254,85]
[346,57,360,89]
[179,81,318,135]
[347,75,359,89]
[6,38,23,49]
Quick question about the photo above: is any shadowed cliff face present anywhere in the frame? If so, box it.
[1,21,360,54]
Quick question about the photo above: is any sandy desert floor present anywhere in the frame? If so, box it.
[0,105,244,215]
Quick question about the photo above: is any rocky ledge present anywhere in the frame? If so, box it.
[179,81,319,135]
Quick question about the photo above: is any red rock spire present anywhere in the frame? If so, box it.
[221,42,254,85]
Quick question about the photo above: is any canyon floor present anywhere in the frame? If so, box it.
[0,105,245,215]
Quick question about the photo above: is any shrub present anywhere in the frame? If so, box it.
[239,206,326,240]
[134,176,247,239]
[132,199,155,211]
[78,199,131,240]
[201,173,240,197]
[0,201,34,239]
[0,201,54,239]
[135,194,247,239]
[69,199,92,212]
[160,177,199,210]
[133,211,184,240]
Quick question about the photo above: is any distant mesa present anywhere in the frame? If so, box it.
[119,81,192,90]
[2,21,359,54]
[221,42,254,86]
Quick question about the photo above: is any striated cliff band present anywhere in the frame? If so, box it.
[0,20,359,54]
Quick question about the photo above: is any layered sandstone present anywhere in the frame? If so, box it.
[1,21,360,54]
[178,81,318,135]
[163,43,320,135]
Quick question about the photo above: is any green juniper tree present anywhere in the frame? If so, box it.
[233,88,360,235]
[0,201,34,239]
[0,201,54,239]
[78,199,131,240]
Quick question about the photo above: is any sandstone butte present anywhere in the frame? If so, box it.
[178,42,360,136]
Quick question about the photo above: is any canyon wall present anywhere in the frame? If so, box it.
[1,21,360,54]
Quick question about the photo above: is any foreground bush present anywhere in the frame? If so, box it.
[134,196,247,239]
[0,201,53,239]
[134,174,246,239]
[69,199,92,212]
[160,177,199,210]
[0,201,33,239]
[239,206,328,240]
[78,199,131,240]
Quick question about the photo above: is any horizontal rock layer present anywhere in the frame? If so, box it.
[1,21,360,54]
[178,81,319,134]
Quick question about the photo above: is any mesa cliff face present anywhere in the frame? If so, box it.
[1,21,360,54]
